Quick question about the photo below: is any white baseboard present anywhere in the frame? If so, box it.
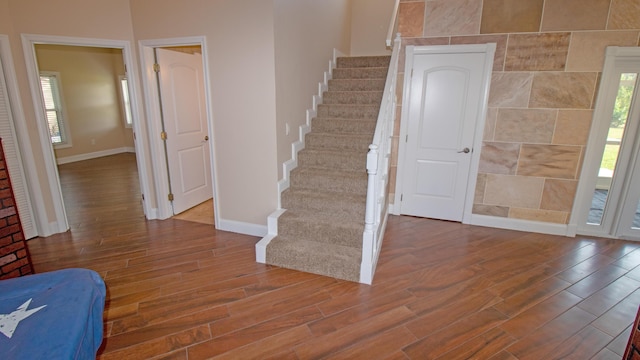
[56,147,136,165]
[216,218,267,237]
[468,214,571,237]
[255,209,285,263]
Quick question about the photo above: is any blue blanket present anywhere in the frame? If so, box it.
[0,268,106,359]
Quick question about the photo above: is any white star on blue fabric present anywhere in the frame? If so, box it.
[0,299,46,338]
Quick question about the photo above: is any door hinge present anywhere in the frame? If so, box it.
[153,63,160,73]
[168,193,174,201]
[405,135,408,142]
[161,131,167,140]
[141,194,145,200]
[400,194,403,201]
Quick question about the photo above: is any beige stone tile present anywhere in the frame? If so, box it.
[475,173,487,203]
[488,72,533,108]
[505,33,570,71]
[509,208,568,224]
[389,166,398,195]
[390,136,399,167]
[473,204,509,217]
[529,72,597,109]
[517,144,582,179]
[479,142,520,175]
[592,73,602,109]
[552,110,593,145]
[425,0,482,36]
[484,174,544,208]
[609,0,640,29]
[398,2,425,38]
[451,34,508,71]
[480,0,544,34]
[541,0,610,31]
[483,107,498,141]
[566,31,639,72]
[540,179,578,212]
[494,109,557,144]
[394,106,402,137]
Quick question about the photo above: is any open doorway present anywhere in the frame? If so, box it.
[139,38,218,227]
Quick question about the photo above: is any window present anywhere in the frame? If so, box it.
[119,76,133,128]
[39,72,70,146]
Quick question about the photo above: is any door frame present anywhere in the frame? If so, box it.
[21,34,153,236]
[139,36,219,225]
[393,44,495,224]
[570,46,640,239]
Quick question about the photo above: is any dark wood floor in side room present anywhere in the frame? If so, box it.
[26,153,640,359]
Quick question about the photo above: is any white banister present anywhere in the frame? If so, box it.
[360,33,402,284]
[386,0,401,48]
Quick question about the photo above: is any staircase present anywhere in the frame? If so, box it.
[264,55,391,282]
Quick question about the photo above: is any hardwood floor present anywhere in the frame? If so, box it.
[26,153,640,359]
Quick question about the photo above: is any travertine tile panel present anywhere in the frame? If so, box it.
[484,174,544,208]
[479,142,520,175]
[489,72,533,108]
[529,72,597,109]
[475,173,487,203]
[505,33,570,71]
[541,179,578,212]
[509,208,568,224]
[425,0,482,36]
[609,0,640,29]
[473,204,509,217]
[483,107,497,141]
[391,136,399,167]
[451,34,508,71]
[494,109,557,143]
[553,110,593,145]
[517,144,582,179]
[389,166,397,196]
[480,0,544,34]
[541,0,610,31]
[398,2,425,38]
[566,31,639,71]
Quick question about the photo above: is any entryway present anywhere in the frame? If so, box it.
[395,44,495,223]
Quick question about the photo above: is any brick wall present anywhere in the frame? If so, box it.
[0,139,32,279]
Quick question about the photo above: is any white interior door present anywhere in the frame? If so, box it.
[398,46,491,222]
[156,48,212,215]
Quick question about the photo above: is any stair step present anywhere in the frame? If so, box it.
[332,67,388,80]
[305,132,372,151]
[328,79,386,92]
[298,149,366,172]
[277,210,364,248]
[337,56,391,69]
[290,167,368,195]
[323,91,383,105]
[265,236,361,282]
[311,117,376,134]
[317,104,380,119]
[282,188,366,220]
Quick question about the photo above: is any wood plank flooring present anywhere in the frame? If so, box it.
[25,153,640,359]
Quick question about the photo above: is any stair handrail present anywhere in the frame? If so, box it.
[386,0,401,49]
[361,33,402,284]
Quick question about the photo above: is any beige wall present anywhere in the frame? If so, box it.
[350,0,395,56]
[393,0,640,225]
[130,0,279,226]
[35,45,134,159]
[274,0,352,171]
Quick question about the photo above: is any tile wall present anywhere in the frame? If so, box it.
[391,0,640,224]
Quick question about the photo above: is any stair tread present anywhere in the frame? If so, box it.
[283,187,367,202]
[280,209,364,229]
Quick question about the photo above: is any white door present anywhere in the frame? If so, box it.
[398,46,491,221]
[156,48,213,215]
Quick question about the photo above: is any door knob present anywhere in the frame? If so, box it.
[204,136,209,141]
[458,147,470,153]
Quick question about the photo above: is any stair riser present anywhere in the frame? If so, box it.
[333,68,388,80]
[305,134,371,151]
[298,150,366,171]
[282,192,366,219]
[328,79,385,92]
[337,56,391,68]
[290,171,368,196]
[323,91,383,105]
[316,104,380,119]
[311,118,376,134]
[278,218,363,247]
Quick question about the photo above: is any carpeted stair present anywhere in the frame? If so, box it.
[265,55,391,282]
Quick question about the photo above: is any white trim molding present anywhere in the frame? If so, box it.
[470,214,572,237]
[217,218,268,238]
[56,147,136,165]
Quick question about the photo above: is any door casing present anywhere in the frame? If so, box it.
[393,44,495,224]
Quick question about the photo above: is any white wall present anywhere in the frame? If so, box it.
[273,0,352,174]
